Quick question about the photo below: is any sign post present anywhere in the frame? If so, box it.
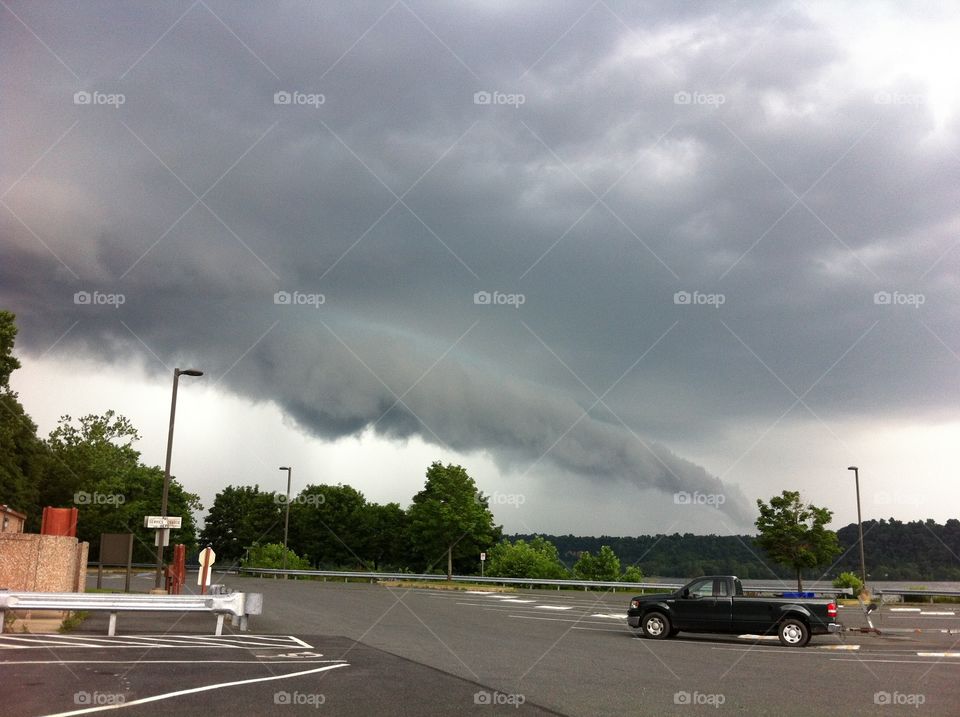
[480,551,486,578]
[198,546,216,595]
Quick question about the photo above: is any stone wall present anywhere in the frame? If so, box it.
[0,533,89,592]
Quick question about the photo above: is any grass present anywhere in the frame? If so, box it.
[59,611,89,632]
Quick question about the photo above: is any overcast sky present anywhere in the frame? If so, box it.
[2,1,958,536]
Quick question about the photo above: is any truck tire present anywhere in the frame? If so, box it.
[642,611,672,639]
[778,618,810,647]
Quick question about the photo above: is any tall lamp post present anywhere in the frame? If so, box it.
[154,368,203,589]
[279,466,292,579]
[848,466,867,589]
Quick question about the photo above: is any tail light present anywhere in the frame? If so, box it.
[827,602,837,618]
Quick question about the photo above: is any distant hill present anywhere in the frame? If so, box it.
[510,518,960,581]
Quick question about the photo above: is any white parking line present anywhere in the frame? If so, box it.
[499,599,535,603]
[920,611,956,616]
[591,614,627,619]
[40,663,350,716]
[916,652,960,657]
[535,605,573,610]
[890,608,921,612]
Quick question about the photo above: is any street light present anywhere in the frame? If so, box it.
[154,368,203,589]
[848,466,867,590]
[279,466,292,579]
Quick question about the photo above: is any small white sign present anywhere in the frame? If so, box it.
[480,552,486,561]
[197,547,216,586]
[144,516,182,529]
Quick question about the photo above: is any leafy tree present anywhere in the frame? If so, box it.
[0,311,44,526]
[242,542,311,571]
[486,536,569,579]
[621,565,644,582]
[200,485,283,565]
[44,412,201,561]
[755,490,841,591]
[407,462,501,579]
[573,545,621,581]
[833,571,863,596]
[361,502,409,570]
[289,483,369,568]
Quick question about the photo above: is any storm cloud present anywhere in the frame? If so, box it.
[2,1,958,531]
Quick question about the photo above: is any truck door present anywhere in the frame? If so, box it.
[669,578,715,629]
[707,578,734,630]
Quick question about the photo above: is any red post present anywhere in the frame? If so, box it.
[166,544,186,594]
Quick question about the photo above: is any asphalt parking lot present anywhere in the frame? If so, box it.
[2,573,959,716]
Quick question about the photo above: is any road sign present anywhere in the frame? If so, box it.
[198,546,216,588]
[480,552,486,561]
[144,516,182,529]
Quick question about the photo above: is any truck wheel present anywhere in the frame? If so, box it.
[642,612,672,639]
[778,618,810,647]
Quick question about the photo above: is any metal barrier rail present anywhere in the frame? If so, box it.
[0,590,263,636]
[877,588,960,601]
[236,568,852,595]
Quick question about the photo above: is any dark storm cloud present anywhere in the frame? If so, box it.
[2,1,958,529]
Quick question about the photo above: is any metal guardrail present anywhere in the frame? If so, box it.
[0,590,263,636]
[877,588,960,601]
[236,568,852,595]
[238,567,682,590]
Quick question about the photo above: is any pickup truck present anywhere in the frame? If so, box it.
[627,575,840,647]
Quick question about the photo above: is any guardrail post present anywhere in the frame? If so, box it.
[215,614,225,636]
[108,612,117,636]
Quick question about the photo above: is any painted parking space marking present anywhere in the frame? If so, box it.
[591,613,627,619]
[916,652,960,657]
[816,644,860,650]
[0,634,313,650]
[737,635,779,641]
[920,611,955,615]
[890,607,921,612]
[41,663,350,717]
[499,598,535,603]
[535,605,573,610]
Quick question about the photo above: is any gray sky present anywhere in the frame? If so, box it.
[2,1,958,535]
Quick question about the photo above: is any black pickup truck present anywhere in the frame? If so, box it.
[627,575,840,646]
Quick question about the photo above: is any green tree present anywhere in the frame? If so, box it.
[361,502,409,570]
[0,311,44,525]
[200,485,283,565]
[242,542,311,571]
[833,571,864,596]
[573,545,621,581]
[289,484,369,568]
[755,490,841,591]
[45,412,201,561]
[621,565,644,583]
[407,462,501,579]
[486,536,569,579]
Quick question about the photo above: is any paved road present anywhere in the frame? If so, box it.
[2,574,959,715]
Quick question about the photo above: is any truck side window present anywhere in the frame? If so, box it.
[715,579,728,597]
[734,579,744,596]
[688,579,713,598]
